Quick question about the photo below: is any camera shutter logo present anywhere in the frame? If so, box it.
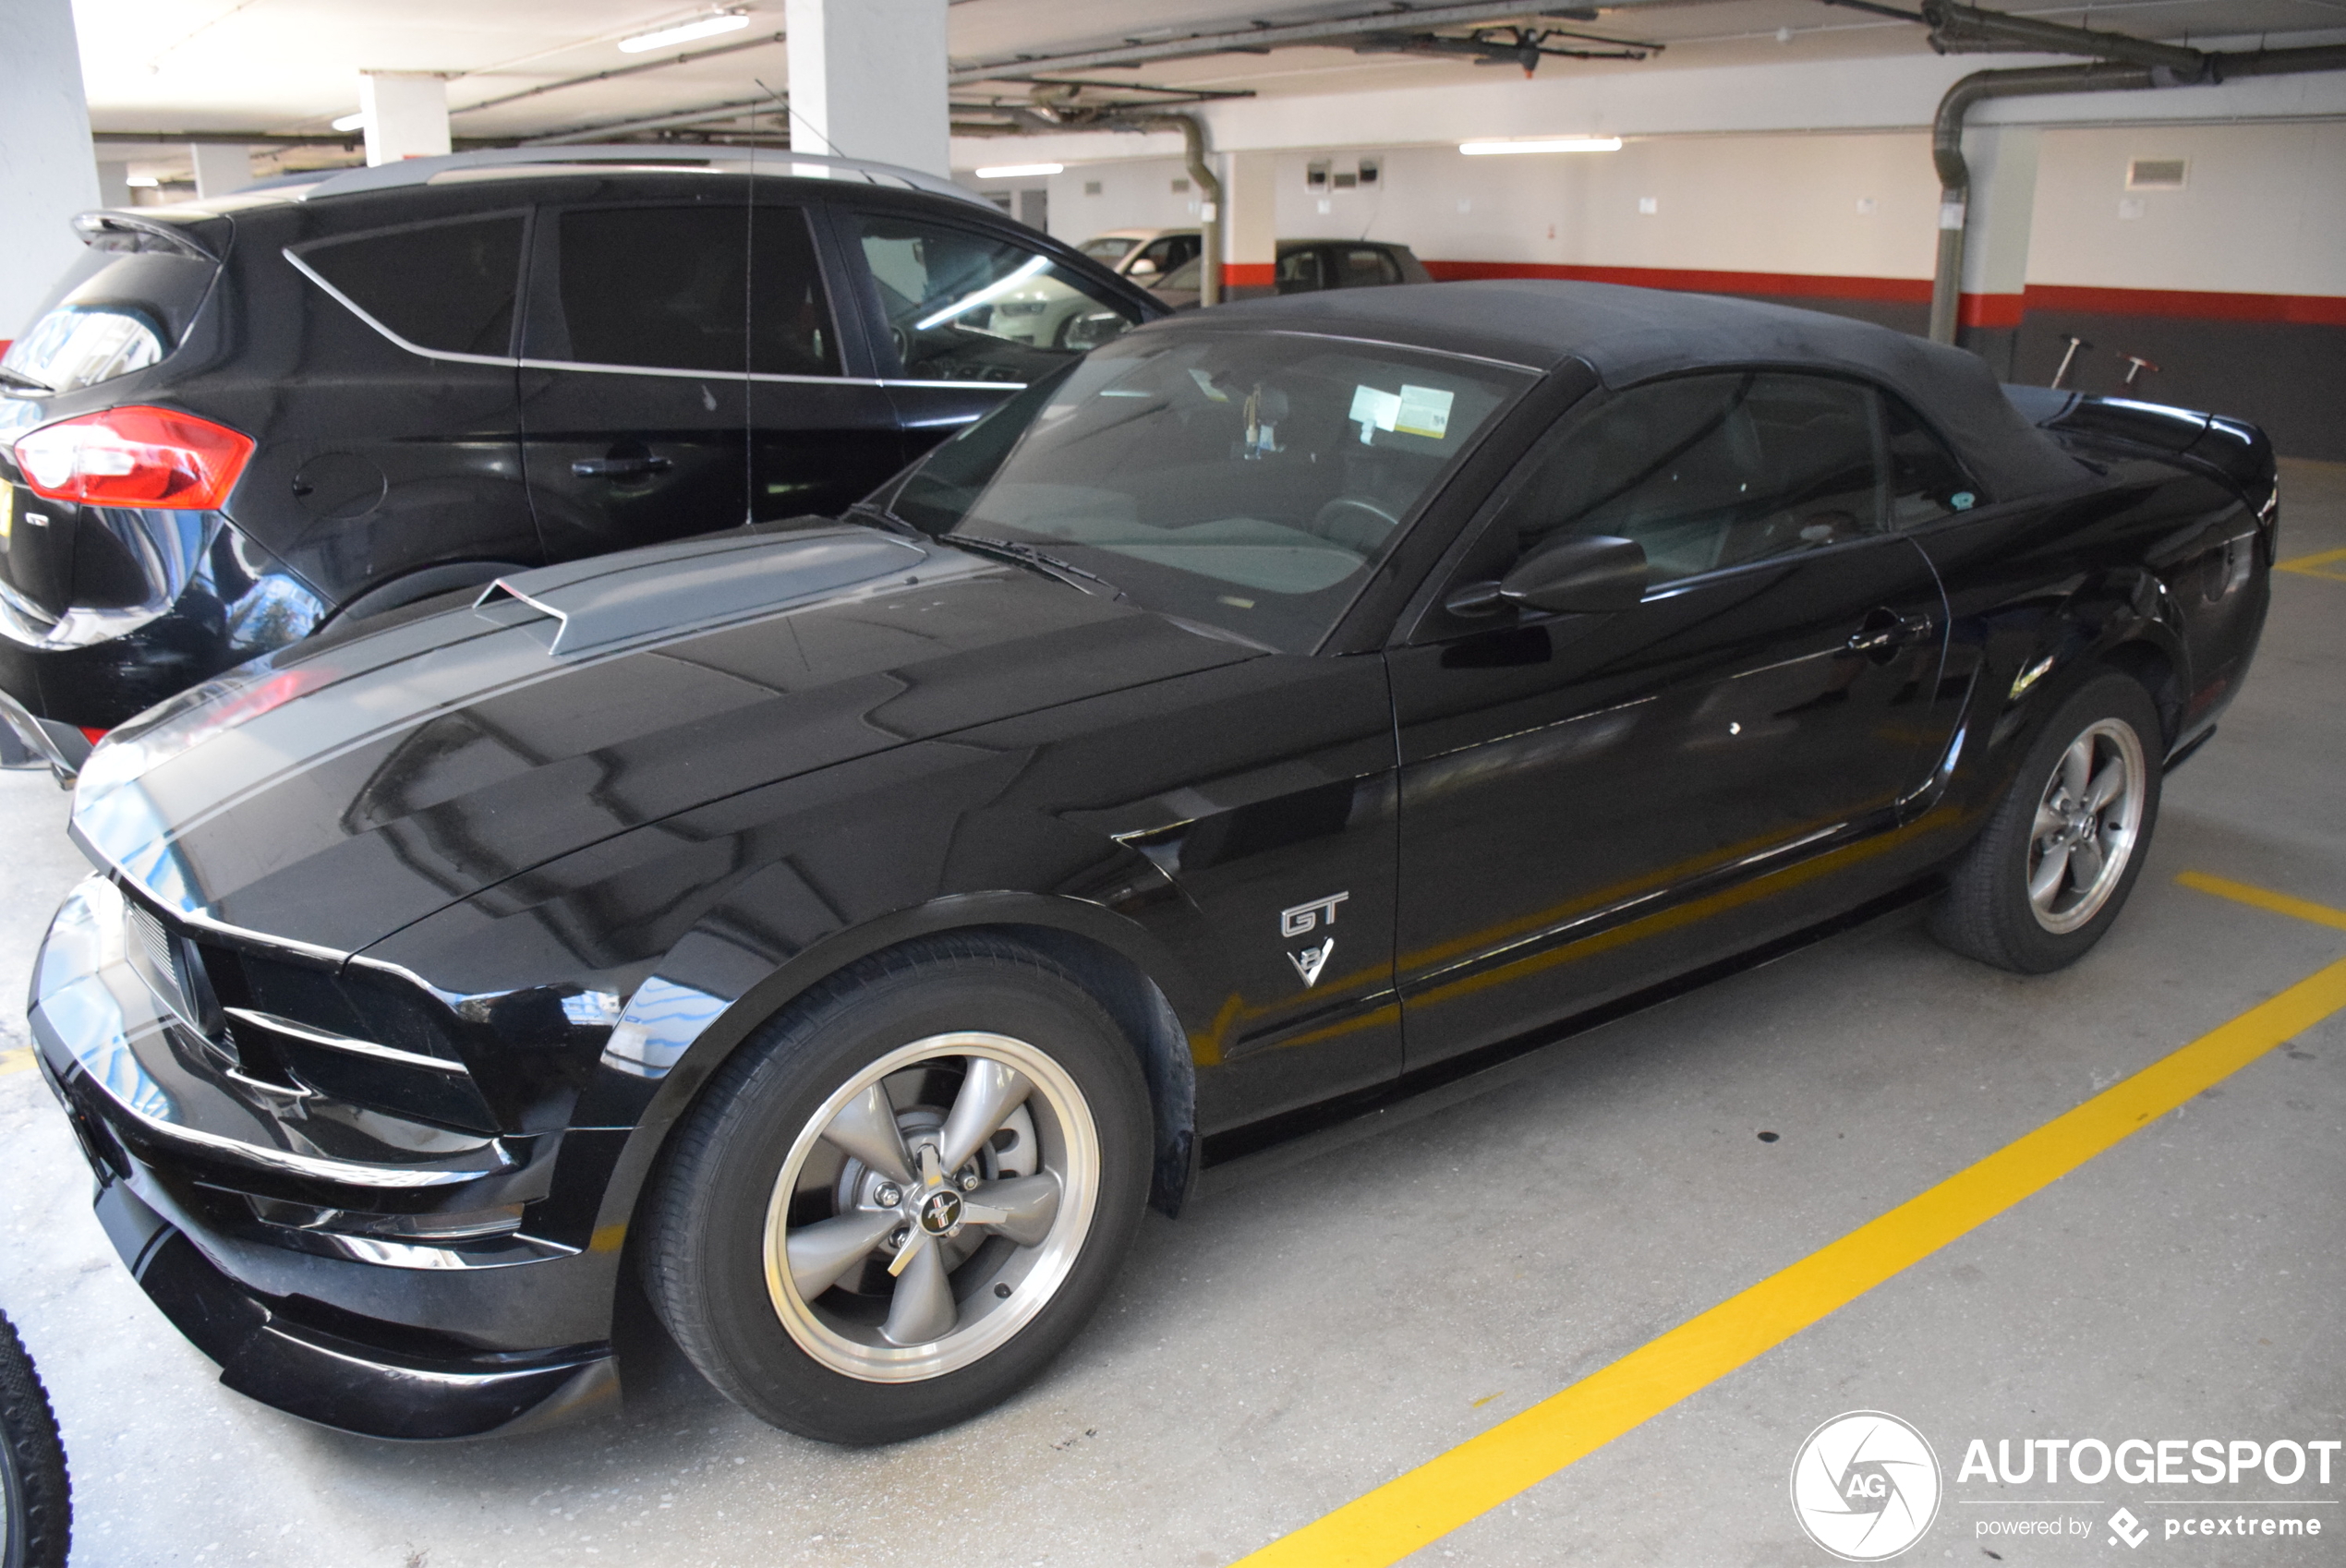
[1790,1410,1942,1562]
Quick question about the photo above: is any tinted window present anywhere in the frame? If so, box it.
[301,214,523,356]
[853,212,1139,381]
[1133,235,1199,276]
[1883,394,1982,525]
[1336,247,1402,288]
[558,205,835,376]
[1276,248,1324,293]
[1080,236,1136,262]
[889,332,1530,651]
[1514,372,1881,584]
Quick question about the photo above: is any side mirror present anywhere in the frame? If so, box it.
[1127,257,1160,279]
[1446,535,1648,618]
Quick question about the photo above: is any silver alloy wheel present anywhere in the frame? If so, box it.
[762,1031,1099,1383]
[2025,717,2146,935]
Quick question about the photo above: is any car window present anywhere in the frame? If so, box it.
[850,212,1142,382]
[546,205,839,377]
[1882,392,1983,526]
[1506,372,1883,585]
[1137,235,1199,275]
[1276,248,1324,293]
[1337,247,1402,287]
[888,332,1533,652]
[298,212,525,357]
[1081,236,1137,263]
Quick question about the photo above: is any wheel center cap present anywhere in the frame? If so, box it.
[917,1188,963,1236]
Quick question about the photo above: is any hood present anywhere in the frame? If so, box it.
[71,524,1257,957]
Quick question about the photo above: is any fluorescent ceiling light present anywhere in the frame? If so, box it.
[1459,137,1624,155]
[331,111,366,132]
[127,175,161,188]
[618,11,750,53]
[973,162,1063,180]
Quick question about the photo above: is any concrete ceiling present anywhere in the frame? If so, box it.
[79,0,2346,180]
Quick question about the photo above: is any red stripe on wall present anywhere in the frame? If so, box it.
[1413,259,2345,328]
[1223,262,1276,286]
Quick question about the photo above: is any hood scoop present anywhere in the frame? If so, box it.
[476,526,925,657]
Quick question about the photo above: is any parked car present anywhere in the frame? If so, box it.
[1148,236,1434,309]
[0,147,1163,773]
[1076,226,1203,285]
[29,282,2272,1446]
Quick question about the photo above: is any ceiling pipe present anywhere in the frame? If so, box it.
[1125,114,1221,308]
[1927,39,2346,344]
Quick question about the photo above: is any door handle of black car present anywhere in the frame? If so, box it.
[1844,608,1935,658]
[572,455,672,479]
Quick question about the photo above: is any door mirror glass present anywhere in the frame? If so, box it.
[1127,257,1160,279]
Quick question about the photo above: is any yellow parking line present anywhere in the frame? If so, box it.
[0,1048,35,1079]
[2178,871,2346,931]
[1231,887,2346,1568]
[2276,546,2346,583]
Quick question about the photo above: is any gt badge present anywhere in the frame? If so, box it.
[1289,938,1334,988]
[1279,892,1348,938]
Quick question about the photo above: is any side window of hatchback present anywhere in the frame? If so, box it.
[850,212,1141,380]
[1510,371,1885,585]
[295,211,526,357]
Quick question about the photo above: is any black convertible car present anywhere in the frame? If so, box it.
[28,283,2273,1445]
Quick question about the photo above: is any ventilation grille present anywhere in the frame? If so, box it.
[2127,158,2187,190]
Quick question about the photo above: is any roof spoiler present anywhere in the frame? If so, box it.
[300,145,988,208]
[71,211,222,261]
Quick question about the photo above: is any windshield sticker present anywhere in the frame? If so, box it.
[1189,368,1231,403]
[1395,384,1455,439]
[1349,384,1402,443]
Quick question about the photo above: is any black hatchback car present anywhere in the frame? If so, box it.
[0,147,1159,770]
[30,283,2272,1447]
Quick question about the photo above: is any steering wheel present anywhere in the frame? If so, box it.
[1309,497,1402,555]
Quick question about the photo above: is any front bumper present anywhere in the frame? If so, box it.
[30,874,624,1440]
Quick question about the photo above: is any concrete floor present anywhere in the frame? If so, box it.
[3,462,2341,1568]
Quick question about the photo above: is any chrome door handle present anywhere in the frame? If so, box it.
[571,455,672,479]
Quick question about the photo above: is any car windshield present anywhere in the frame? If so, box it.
[887,331,1534,651]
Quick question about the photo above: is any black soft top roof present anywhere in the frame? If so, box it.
[1159,279,2087,499]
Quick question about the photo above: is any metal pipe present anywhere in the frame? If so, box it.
[1125,113,1221,308]
[1926,41,2346,344]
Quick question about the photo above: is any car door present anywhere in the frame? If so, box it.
[274,203,539,600]
[1333,246,1405,289]
[1386,370,1954,1068]
[517,195,753,559]
[1275,247,1327,295]
[836,206,1149,451]
[744,199,903,524]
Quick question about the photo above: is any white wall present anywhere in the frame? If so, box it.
[0,0,101,341]
[1042,155,1203,244]
[2028,121,2346,297]
[1267,135,1943,279]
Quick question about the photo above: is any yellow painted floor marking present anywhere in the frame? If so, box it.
[2276,546,2346,583]
[0,1048,34,1079]
[1233,883,2346,1568]
[2178,871,2346,932]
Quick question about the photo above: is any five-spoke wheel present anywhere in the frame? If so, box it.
[1932,669,2164,973]
[641,938,1151,1443]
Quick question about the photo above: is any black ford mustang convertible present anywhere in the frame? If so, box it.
[29,282,2273,1444]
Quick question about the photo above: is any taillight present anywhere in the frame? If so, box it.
[13,405,254,510]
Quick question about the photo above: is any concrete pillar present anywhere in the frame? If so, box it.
[360,72,452,167]
[0,0,101,342]
[1955,125,2038,379]
[95,160,133,209]
[1221,151,1278,300]
[190,144,254,199]
[785,0,949,179]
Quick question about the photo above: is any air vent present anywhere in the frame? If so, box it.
[2127,158,2186,190]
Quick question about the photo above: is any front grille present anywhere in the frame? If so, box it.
[124,896,198,1024]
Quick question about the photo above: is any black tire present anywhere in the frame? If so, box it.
[0,1310,70,1568]
[1931,669,2164,973]
[640,935,1153,1444]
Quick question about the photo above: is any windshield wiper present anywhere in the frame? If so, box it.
[949,535,1124,597]
[842,500,922,538]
